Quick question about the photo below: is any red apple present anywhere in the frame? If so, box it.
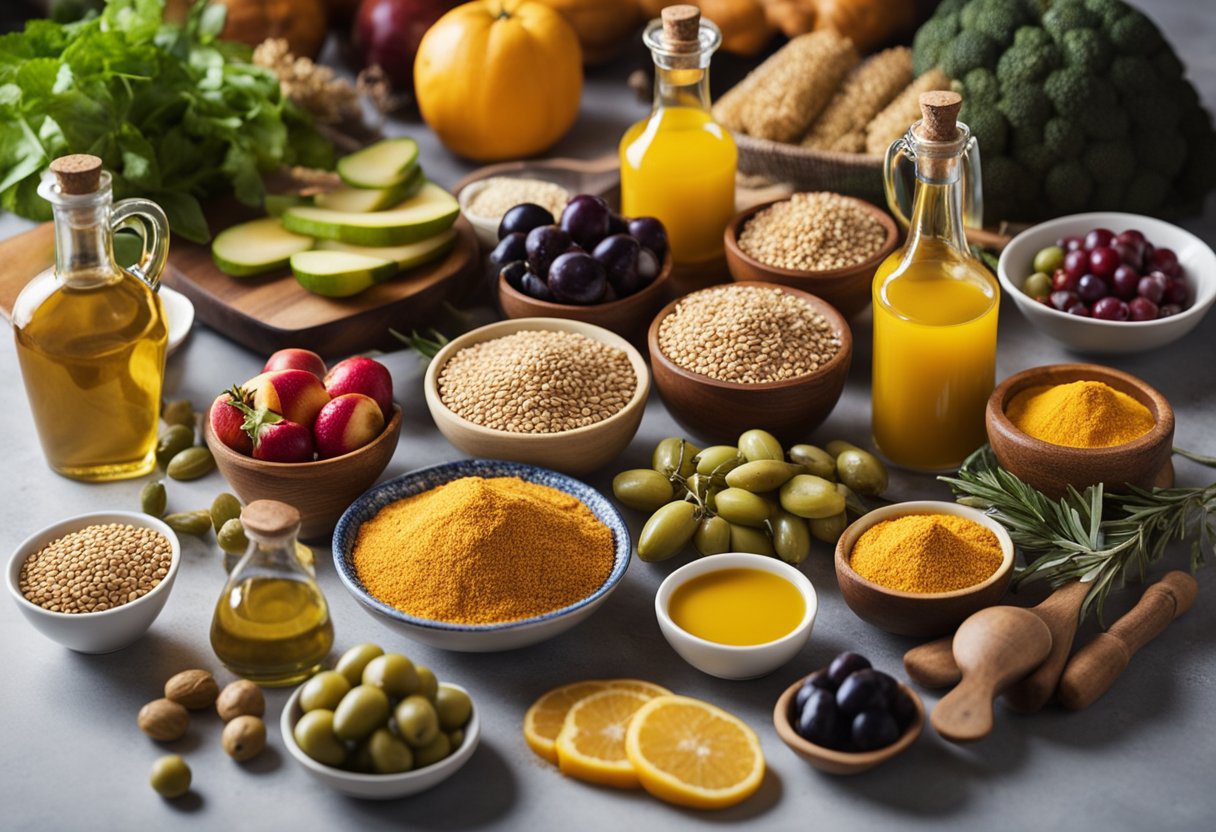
[252,420,316,463]
[209,392,254,455]
[352,0,458,90]
[324,357,393,420]
[243,369,330,427]
[264,348,327,380]
[314,393,386,458]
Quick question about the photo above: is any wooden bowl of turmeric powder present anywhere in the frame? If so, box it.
[986,363,1175,500]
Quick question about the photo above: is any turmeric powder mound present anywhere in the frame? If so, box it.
[849,514,1003,594]
[352,477,615,625]
[1005,380,1155,449]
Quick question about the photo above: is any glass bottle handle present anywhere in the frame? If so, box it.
[959,136,984,231]
[883,138,915,229]
[111,198,169,291]
[884,136,985,230]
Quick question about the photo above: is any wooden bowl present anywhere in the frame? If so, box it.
[205,406,402,541]
[834,501,1015,638]
[497,254,672,344]
[986,363,1175,499]
[646,281,852,444]
[723,197,899,319]
[422,318,650,476]
[773,672,924,775]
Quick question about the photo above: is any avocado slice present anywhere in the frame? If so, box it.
[281,182,460,247]
[212,218,314,277]
[315,167,425,213]
[315,227,457,270]
[291,250,399,298]
[337,137,420,189]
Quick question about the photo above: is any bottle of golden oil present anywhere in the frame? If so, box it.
[12,154,169,481]
[211,501,334,686]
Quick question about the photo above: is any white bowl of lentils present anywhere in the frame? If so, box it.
[6,511,180,653]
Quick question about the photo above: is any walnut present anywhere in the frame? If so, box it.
[138,698,189,741]
[216,680,265,722]
[164,669,219,710]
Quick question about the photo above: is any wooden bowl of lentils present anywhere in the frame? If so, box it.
[647,281,852,444]
[423,318,650,475]
[724,193,900,318]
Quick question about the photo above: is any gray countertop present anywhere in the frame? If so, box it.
[2,2,1215,830]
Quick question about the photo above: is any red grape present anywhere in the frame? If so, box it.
[1137,274,1166,304]
[1115,229,1146,260]
[1148,247,1181,278]
[1111,265,1140,299]
[1164,278,1189,305]
[1159,303,1183,317]
[1037,295,1053,307]
[1057,235,1083,251]
[1089,246,1120,279]
[1084,228,1114,250]
[1128,297,1159,321]
[1066,303,1091,317]
[1077,274,1108,303]
[1092,297,1129,321]
[1063,249,1089,281]
[1112,242,1141,269]
[1050,290,1080,311]
[1052,269,1078,291]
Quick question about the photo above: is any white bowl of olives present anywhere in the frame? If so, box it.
[280,644,479,800]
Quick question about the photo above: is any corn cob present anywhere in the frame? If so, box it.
[864,69,953,156]
[802,47,913,153]
[713,30,859,143]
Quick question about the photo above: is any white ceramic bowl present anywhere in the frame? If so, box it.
[655,553,818,680]
[457,178,570,249]
[998,212,1216,354]
[281,682,480,799]
[6,511,181,653]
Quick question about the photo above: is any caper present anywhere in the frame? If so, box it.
[788,444,836,480]
[217,518,248,555]
[394,695,440,748]
[166,446,215,481]
[725,460,803,493]
[412,732,452,767]
[156,424,194,467]
[435,684,473,731]
[836,482,868,517]
[333,684,391,742]
[825,439,862,458]
[713,488,771,528]
[140,480,167,517]
[693,515,731,557]
[694,445,743,479]
[336,643,384,687]
[415,666,439,701]
[779,475,846,519]
[771,511,811,565]
[161,399,195,428]
[293,709,346,767]
[363,654,419,698]
[637,500,698,562]
[729,523,775,556]
[810,512,849,543]
[149,754,191,798]
[300,670,351,713]
[368,727,414,773]
[210,492,241,533]
[836,449,889,497]
[164,510,213,536]
[652,438,699,479]
[738,429,784,462]
[612,469,674,512]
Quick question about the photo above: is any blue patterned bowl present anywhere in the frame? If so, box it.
[332,459,632,652]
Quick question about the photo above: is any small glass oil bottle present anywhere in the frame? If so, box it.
[211,501,334,686]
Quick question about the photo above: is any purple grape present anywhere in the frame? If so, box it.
[548,251,607,305]
[500,260,528,292]
[607,212,629,236]
[1116,229,1145,249]
[560,195,611,250]
[637,247,661,281]
[1077,274,1107,303]
[627,217,669,261]
[826,652,871,687]
[592,234,641,296]
[1148,247,1180,278]
[1050,290,1080,311]
[1111,265,1139,300]
[795,688,839,748]
[1159,303,1183,317]
[1112,242,1141,269]
[1089,246,1120,280]
[525,225,572,279]
[1138,274,1166,304]
[1092,297,1129,321]
[1058,235,1084,251]
[890,689,917,731]
[1063,248,1089,281]
[520,272,554,301]
[1128,297,1159,321]
[1164,277,1189,305]
[498,203,554,240]
[1067,302,1091,317]
[489,232,527,269]
[852,709,900,752]
[1084,228,1114,250]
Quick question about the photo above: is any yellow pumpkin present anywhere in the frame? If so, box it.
[759,0,916,53]
[534,0,645,65]
[214,0,329,59]
[415,1,584,162]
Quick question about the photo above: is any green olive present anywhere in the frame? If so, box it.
[435,684,473,731]
[162,399,196,428]
[683,473,714,502]
[836,482,868,516]
[738,429,784,462]
[637,501,698,562]
[810,512,849,543]
[694,445,744,479]
[652,438,699,478]
[210,492,242,533]
[293,709,347,767]
[149,754,191,798]
[612,469,674,512]
[713,488,770,527]
[336,643,384,686]
[166,446,215,481]
[164,510,212,536]
[825,439,862,458]
[348,739,375,773]
[333,684,391,742]
[779,474,846,519]
[299,670,351,713]
[363,654,419,698]
[368,727,414,774]
[448,729,465,749]
[693,515,731,557]
[1034,245,1065,274]
[156,424,194,467]
[836,449,889,497]
[217,518,248,555]
[729,523,775,556]
[140,480,167,518]
[394,695,440,748]
[412,732,452,767]
[771,511,811,565]
[788,445,836,480]
[725,460,803,492]
[415,666,439,701]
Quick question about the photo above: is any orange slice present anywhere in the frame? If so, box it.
[555,689,650,789]
[523,681,607,764]
[603,679,671,698]
[625,695,765,810]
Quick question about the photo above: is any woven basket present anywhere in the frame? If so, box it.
[734,133,886,206]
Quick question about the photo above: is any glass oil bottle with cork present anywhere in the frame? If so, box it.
[12,154,169,481]
[620,4,736,264]
[871,91,997,471]
[211,501,334,686]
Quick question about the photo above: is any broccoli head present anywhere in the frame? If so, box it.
[963,68,1002,104]
[1091,180,1128,211]
[1152,49,1185,82]
[982,156,1035,217]
[1042,1,1100,42]
[1083,0,1128,30]
[1061,28,1113,73]
[1013,141,1058,176]
[913,15,962,76]
[1045,160,1095,212]
[961,102,1008,156]
[1133,129,1186,178]
[1081,140,1136,182]
[1013,26,1053,51]
[1109,55,1157,97]
[1044,67,1100,114]
[940,29,1002,79]
[960,0,1031,46]
[1122,171,1168,213]
[998,86,1052,134]
[1108,10,1163,55]
[996,40,1061,86]
[1044,117,1085,159]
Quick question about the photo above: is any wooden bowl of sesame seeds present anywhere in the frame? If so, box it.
[724,194,899,318]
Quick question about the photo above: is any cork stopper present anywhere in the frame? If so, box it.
[661,5,701,52]
[917,91,963,142]
[50,154,102,195]
[241,500,301,540]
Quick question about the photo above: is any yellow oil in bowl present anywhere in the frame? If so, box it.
[668,568,805,646]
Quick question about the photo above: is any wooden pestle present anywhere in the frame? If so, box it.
[1058,571,1198,710]
[931,607,1052,743]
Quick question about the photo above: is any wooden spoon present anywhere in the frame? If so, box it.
[931,607,1052,743]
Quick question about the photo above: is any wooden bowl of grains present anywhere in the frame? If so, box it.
[647,281,852,444]
[724,193,900,318]
[423,318,650,475]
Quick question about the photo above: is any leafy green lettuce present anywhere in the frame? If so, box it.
[0,0,332,242]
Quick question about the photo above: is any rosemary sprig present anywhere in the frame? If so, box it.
[390,328,449,361]
[940,446,1216,623]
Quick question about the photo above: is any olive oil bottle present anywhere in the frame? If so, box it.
[211,501,334,686]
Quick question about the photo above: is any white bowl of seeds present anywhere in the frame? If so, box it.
[6,511,180,653]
